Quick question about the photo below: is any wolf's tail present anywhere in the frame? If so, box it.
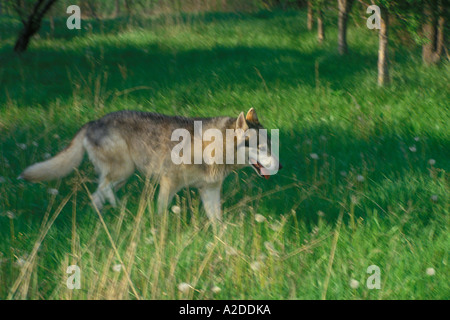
[20,125,88,182]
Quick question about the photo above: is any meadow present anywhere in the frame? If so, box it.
[0,9,449,299]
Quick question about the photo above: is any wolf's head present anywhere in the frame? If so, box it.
[232,108,282,179]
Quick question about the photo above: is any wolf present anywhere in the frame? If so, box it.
[19,108,281,221]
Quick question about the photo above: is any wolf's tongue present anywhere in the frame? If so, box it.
[250,159,270,179]
[260,167,270,179]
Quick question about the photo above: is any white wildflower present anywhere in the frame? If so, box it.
[250,261,261,272]
[356,175,365,182]
[431,195,438,202]
[264,241,279,257]
[44,153,52,159]
[270,221,283,232]
[112,264,122,272]
[317,210,325,217]
[428,159,436,166]
[310,153,319,160]
[426,268,435,276]
[32,141,39,147]
[17,143,27,150]
[409,146,417,152]
[178,282,191,294]
[171,205,181,214]
[350,279,359,289]
[211,285,221,294]
[6,211,16,219]
[48,188,59,196]
[254,214,266,223]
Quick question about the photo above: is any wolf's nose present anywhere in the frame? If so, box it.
[278,163,283,170]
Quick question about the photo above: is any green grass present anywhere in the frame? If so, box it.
[0,10,449,300]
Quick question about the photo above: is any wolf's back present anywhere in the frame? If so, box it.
[20,125,88,182]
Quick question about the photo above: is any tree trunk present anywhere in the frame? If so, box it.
[338,0,354,55]
[422,0,446,65]
[14,0,58,53]
[49,14,54,37]
[125,0,132,16]
[115,0,121,17]
[86,1,100,20]
[307,1,313,31]
[435,12,445,58]
[377,6,389,86]
[14,23,37,52]
[317,9,324,44]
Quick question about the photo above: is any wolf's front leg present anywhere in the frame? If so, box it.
[199,183,222,222]
[157,176,176,214]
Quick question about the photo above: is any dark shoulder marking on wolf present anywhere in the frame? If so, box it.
[85,110,235,147]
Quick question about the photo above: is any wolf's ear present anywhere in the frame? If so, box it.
[246,108,259,123]
[236,112,249,130]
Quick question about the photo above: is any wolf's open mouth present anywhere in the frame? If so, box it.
[250,159,270,179]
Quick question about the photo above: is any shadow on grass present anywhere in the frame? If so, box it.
[0,43,377,108]
[0,9,380,109]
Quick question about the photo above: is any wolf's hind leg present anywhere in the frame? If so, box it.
[92,188,106,211]
[102,181,118,207]
[91,178,115,210]
[85,136,135,210]
[92,169,133,210]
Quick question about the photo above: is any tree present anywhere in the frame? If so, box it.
[422,0,446,64]
[114,0,121,17]
[124,0,133,17]
[317,6,325,43]
[369,0,448,84]
[311,0,327,44]
[307,0,314,30]
[337,0,354,54]
[13,0,58,53]
[377,4,389,86]
[360,0,390,86]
